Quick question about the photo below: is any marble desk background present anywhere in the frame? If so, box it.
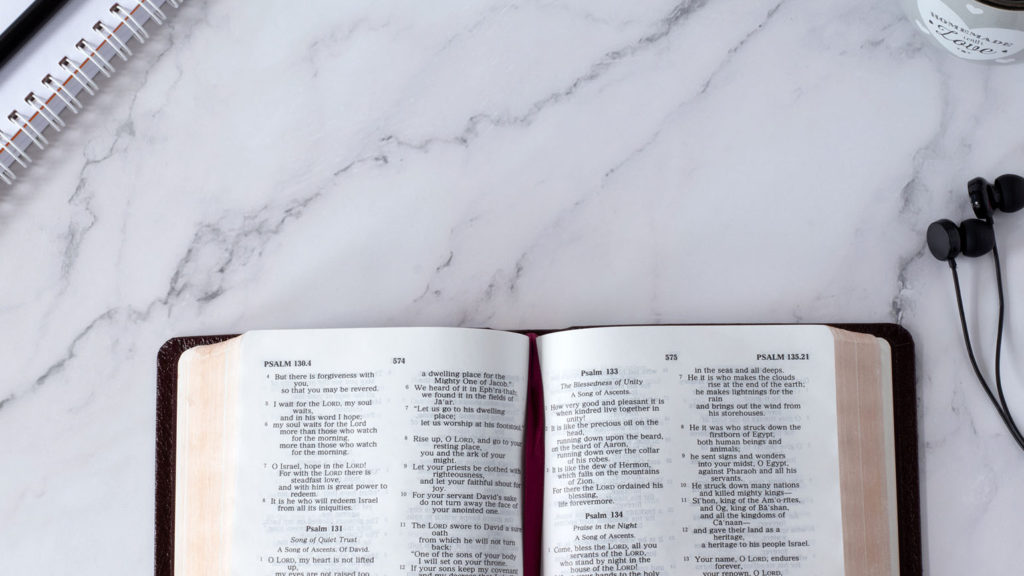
[1,0,1022,573]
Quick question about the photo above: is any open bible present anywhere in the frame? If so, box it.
[155,325,920,576]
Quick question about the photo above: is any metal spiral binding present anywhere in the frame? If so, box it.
[0,129,30,185]
[0,0,182,185]
[111,4,150,43]
[76,38,116,76]
[94,22,133,60]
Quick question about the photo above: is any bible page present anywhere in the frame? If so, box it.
[227,328,528,576]
[538,325,845,576]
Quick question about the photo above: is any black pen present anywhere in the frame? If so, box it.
[0,0,74,71]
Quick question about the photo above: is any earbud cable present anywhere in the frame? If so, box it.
[990,242,1023,441]
[949,259,1024,450]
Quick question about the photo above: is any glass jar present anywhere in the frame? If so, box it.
[900,0,1024,63]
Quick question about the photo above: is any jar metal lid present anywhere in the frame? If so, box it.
[977,0,1024,11]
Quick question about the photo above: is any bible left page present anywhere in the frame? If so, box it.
[223,328,529,576]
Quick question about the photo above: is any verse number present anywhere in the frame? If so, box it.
[665,353,678,361]
[393,357,406,364]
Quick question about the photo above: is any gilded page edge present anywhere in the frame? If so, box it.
[829,327,897,576]
[878,340,900,576]
[173,336,244,576]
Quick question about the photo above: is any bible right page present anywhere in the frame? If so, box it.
[538,325,845,576]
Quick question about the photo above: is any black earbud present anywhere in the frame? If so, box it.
[929,174,1024,454]
[968,173,1024,219]
[926,218,995,262]
[927,174,1023,264]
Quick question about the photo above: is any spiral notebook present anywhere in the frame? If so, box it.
[0,0,181,185]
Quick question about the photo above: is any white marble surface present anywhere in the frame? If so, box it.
[1,0,1023,573]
